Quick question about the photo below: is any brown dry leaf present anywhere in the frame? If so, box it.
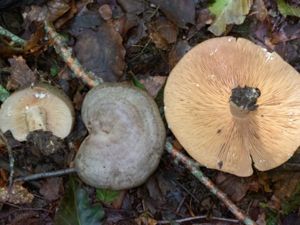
[215,173,251,202]
[0,169,8,187]
[125,16,147,46]
[70,7,126,82]
[270,23,300,44]
[252,0,268,22]
[7,56,37,90]
[0,183,34,204]
[23,0,71,23]
[139,75,166,98]
[149,17,178,49]
[196,9,213,30]
[99,4,112,21]
[271,172,300,201]
[168,40,191,68]
[149,0,195,28]
[74,25,125,82]
[117,0,146,15]
[39,177,62,201]
[135,214,158,225]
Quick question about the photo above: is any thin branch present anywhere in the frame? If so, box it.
[0,132,14,190]
[0,25,26,46]
[43,21,103,88]
[14,168,77,182]
[157,215,240,224]
[165,141,256,225]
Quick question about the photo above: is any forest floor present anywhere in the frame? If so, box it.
[0,0,300,225]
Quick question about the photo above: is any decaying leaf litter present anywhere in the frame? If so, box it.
[0,0,299,224]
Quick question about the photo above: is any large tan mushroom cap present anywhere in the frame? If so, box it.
[164,37,300,177]
[0,83,75,141]
[75,83,166,190]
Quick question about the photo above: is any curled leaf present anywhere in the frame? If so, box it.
[208,0,253,36]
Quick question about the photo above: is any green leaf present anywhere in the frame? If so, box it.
[277,0,300,17]
[0,85,9,102]
[96,189,119,204]
[131,75,146,91]
[50,65,59,77]
[54,177,105,225]
[208,0,253,36]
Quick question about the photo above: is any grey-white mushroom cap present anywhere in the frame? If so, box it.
[0,83,75,141]
[75,83,166,190]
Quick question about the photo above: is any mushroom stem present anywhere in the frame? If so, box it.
[229,86,260,118]
[25,106,47,132]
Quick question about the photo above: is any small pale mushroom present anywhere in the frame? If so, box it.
[164,37,300,177]
[75,83,166,190]
[0,83,75,141]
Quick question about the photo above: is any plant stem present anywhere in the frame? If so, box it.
[14,168,77,182]
[43,21,103,87]
[0,25,26,46]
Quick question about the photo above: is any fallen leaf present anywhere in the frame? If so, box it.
[125,17,147,47]
[139,75,166,98]
[117,0,146,15]
[149,17,178,49]
[271,172,300,201]
[23,0,71,23]
[7,56,37,90]
[54,176,105,225]
[149,0,195,28]
[134,213,158,225]
[0,183,34,204]
[96,188,119,204]
[208,0,253,36]
[98,4,112,21]
[168,40,191,68]
[277,0,300,17]
[69,7,126,82]
[215,173,252,202]
[252,0,268,22]
[196,9,213,30]
[0,85,10,102]
[39,177,62,201]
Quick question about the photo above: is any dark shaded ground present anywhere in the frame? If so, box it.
[0,0,300,225]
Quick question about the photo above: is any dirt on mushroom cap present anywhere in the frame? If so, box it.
[164,37,300,177]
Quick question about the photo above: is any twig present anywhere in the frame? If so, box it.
[14,168,77,182]
[0,25,26,46]
[43,21,103,87]
[0,132,14,190]
[157,215,240,224]
[165,141,256,225]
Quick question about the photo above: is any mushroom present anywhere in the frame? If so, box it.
[75,83,166,190]
[164,37,300,177]
[0,83,75,141]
